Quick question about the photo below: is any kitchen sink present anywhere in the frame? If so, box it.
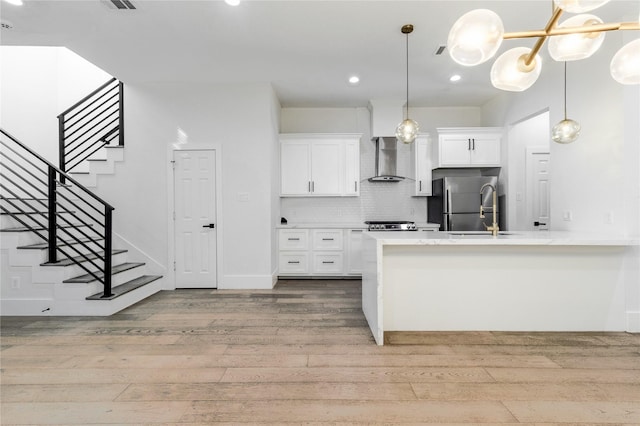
[447,231,519,237]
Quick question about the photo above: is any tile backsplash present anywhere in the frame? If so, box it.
[280,179,427,224]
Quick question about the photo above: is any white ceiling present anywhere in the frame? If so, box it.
[1,0,637,107]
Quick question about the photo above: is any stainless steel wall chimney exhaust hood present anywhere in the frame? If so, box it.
[368,137,405,182]
[368,100,406,182]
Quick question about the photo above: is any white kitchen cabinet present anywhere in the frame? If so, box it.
[434,127,502,168]
[343,138,360,196]
[280,134,361,197]
[312,252,344,274]
[278,228,366,277]
[410,135,432,196]
[346,229,364,274]
[312,229,343,251]
[278,229,311,274]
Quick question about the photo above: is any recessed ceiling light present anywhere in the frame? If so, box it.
[4,0,24,6]
[348,75,360,85]
[450,74,462,83]
[225,0,240,6]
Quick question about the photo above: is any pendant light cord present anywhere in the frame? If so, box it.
[405,30,409,120]
[563,61,567,120]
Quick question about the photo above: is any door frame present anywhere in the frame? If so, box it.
[167,142,223,290]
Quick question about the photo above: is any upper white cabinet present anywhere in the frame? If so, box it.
[410,135,432,196]
[280,134,361,197]
[434,127,502,168]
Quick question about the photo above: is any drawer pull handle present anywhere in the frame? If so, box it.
[322,238,334,241]
[322,261,334,264]
[288,261,300,264]
[288,238,300,241]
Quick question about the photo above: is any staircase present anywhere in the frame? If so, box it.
[1,127,163,316]
[59,78,125,187]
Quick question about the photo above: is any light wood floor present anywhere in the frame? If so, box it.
[1,279,639,425]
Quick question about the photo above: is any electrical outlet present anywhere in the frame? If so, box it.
[11,277,20,289]
[562,211,573,221]
[605,211,614,224]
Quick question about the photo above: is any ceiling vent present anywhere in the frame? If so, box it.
[102,0,137,10]
[434,45,447,56]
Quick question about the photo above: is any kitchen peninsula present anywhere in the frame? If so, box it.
[362,231,637,345]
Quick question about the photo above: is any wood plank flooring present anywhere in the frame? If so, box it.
[1,279,639,425]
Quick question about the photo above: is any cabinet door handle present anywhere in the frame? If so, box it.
[322,238,334,241]
[312,181,315,192]
[355,181,357,192]
[419,181,422,192]
[322,261,334,264]
[288,261,300,264]
[468,139,471,150]
[472,138,476,150]
[308,181,311,193]
[351,229,363,233]
[288,238,300,241]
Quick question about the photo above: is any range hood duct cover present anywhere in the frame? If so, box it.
[368,137,405,182]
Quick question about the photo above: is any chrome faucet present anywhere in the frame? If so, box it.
[479,183,499,237]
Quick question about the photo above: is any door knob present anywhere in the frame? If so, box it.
[202,224,215,228]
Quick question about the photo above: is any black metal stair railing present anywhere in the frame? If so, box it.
[0,128,115,298]
[58,78,123,178]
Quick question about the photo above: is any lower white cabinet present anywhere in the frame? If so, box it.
[346,229,364,274]
[278,228,363,277]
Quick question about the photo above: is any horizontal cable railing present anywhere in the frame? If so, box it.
[58,78,124,178]
[0,128,115,298]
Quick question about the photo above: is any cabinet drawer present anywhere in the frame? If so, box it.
[279,229,309,250]
[279,253,309,274]
[312,253,344,274]
[312,229,343,250]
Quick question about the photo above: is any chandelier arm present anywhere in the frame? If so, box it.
[504,21,640,40]
[523,6,564,67]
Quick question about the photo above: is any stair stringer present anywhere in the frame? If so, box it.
[70,146,124,188]
[0,230,164,316]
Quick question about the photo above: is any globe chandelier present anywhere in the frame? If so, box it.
[447,0,640,92]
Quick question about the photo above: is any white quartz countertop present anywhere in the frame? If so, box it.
[277,223,441,229]
[365,230,638,246]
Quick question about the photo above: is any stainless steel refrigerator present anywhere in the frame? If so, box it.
[427,176,499,231]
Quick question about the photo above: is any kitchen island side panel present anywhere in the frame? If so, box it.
[381,244,627,332]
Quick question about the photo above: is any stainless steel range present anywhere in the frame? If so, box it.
[365,220,417,231]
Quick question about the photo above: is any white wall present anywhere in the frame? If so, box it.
[90,81,280,289]
[481,31,640,332]
[0,46,111,163]
[279,106,481,224]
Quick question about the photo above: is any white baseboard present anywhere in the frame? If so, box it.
[627,311,640,333]
[221,274,275,290]
[1,299,54,316]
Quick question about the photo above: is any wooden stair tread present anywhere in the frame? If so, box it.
[86,275,162,300]
[17,238,104,250]
[63,262,145,283]
[0,223,93,232]
[41,249,128,267]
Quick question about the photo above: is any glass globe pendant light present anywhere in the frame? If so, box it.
[552,62,581,144]
[548,14,606,61]
[553,0,611,13]
[447,9,504,66]
[396,24,419,144]
[610,38,640,85]
[490,47,542,91]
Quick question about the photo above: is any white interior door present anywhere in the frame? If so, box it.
[174,150,217,288]
[526,150,551,231]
